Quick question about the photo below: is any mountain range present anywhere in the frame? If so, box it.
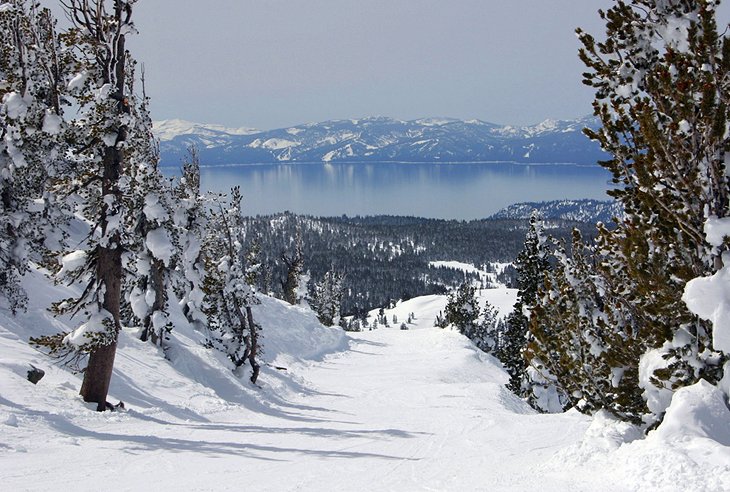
[153,116,609,167]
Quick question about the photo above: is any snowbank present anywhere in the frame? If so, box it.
[548,381,730,491]
[253,295,347,365]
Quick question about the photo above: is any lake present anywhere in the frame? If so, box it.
[186,162,613,220]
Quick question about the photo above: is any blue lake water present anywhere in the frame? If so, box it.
[185,162,613,220]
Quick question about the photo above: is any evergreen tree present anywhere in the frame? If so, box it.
[444,282,480,337]
[309,270,344,326]
[173,146,207,329]
[502,212,550,396]
[525,231,635,416]
[124,80,177,347]
[434,310,448,328]
[577,0,729,421]
[202,187,261,383]
[31,0,139,411]
[281,231,305,305]
[0,1,69,313]
[473,300,499,354]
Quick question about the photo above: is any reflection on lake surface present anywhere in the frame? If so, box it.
[187,162,612,220]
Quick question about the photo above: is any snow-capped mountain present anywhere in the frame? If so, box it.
[154,116,608,167]
[153,119,259,141]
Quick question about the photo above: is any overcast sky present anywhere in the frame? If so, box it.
[50,1,723,130]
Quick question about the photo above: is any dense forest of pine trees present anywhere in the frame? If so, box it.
[239,213,593,316]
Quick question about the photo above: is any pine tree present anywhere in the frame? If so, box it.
[434,310,448,328]
[202,187,261,383]
[444,282,480,337]
[309,270,344,326]
[526,231,642,417]
[173,146,207,329]
[281,231,305,305]
[124,79,177,347]
[0,1,69,313]
[472,300,499,353]
[41,0,139,411]
[502,212,550,395]
[577,0,729,421]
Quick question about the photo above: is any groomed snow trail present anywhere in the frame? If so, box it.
[3,328,616,491]
[267,326,606,491]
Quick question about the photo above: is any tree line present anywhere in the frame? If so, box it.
[239,212,593,317]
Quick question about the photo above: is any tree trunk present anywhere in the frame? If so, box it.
[246,306,260,384]
[80,340,118,411]
[141,258,166,346]
[80,239,123,409]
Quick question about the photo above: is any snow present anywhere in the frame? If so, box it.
[683,216,730,353]
[262,138,299,150]
[658,14,693,52]
[638,344,675,416]
[58,250,87,278]
[42,111,63,135]
[683,256,730,353]
[1,267,729,490]
[414,117,457,126]
[3,91,29,119]
[703,215,730,248]
[63,307,112,348]
[142,194,169,222]
[67,71,88,91]
[145,228,174,266]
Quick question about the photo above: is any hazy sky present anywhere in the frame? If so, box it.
[49,1,720,130]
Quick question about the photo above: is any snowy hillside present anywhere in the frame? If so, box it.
[490,199,624,224]
[155,115,608,166]
[2,268,729,491]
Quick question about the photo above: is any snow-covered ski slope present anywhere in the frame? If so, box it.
[1,272,729,491]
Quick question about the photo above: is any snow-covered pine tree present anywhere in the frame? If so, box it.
[172,146,207,329]
[244,237,262,288]
[31,0,139,410]
[501,212,550,396]
[472,300,499,354]
[434,310,448,328]
[124,74,177,347]
[578,0,729,422]
[281,230,305,305]
[526,230,643,417]
[202,187,261,383]
[0,1,69,313]
[309,270,344,326]
[444,282,480,338]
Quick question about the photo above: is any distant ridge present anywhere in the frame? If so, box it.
[153,116,609,167]
[490,199,623,224]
